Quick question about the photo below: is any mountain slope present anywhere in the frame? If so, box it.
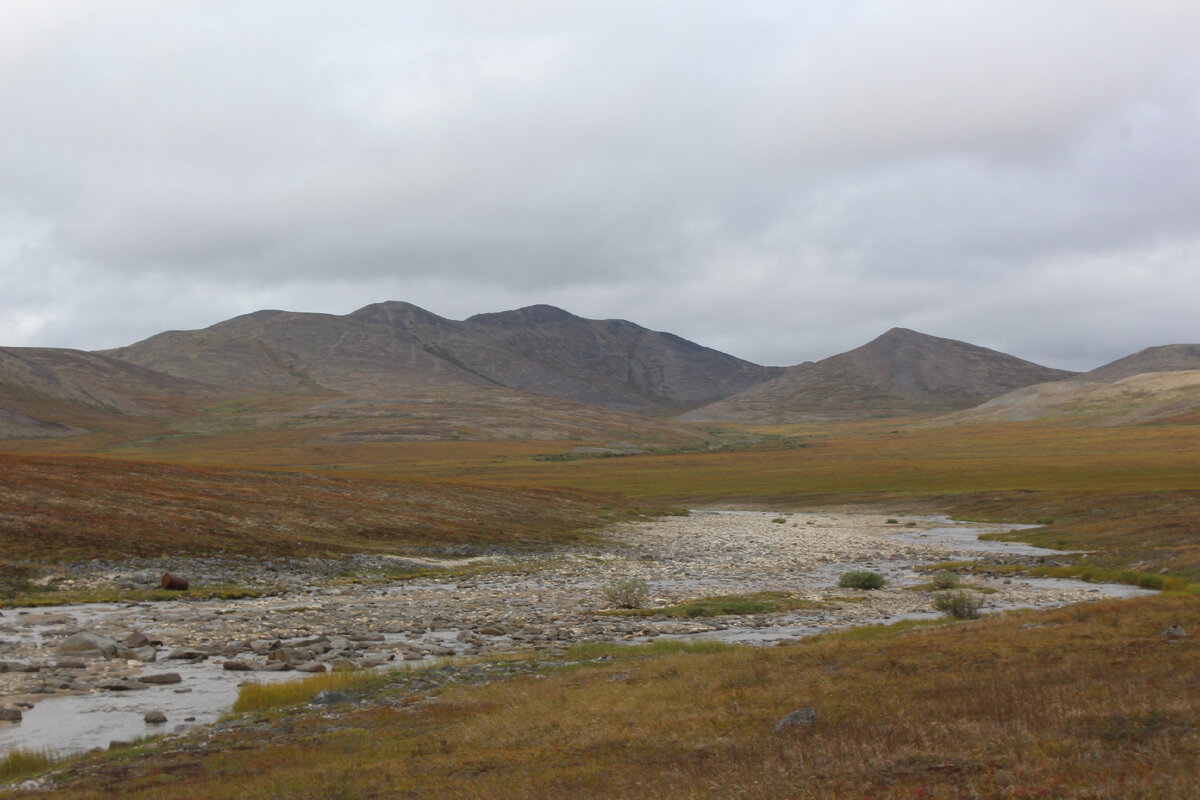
[109,302,779,412]
[0,347,224,438]
[103,308,492,394]
[935,369,1200,427]
[681,328,1076,423]
[1081,344,1200,383]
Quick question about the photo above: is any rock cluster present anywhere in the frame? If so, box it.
[0,511,1130,724]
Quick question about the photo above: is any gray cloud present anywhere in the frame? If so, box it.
[1,1,1198,371]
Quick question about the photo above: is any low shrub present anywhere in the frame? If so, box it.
[933,589,983,619]
[930,571,961,590]
[601,577,650,609]
[838,571,886,590]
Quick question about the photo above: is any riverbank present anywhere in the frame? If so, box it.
[0,510,1150,758]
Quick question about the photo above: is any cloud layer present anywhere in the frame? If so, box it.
[2,1,1198,370]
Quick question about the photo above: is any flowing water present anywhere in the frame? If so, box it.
[0,513,1155,760]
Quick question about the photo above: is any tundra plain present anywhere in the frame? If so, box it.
[2,414,1199,798]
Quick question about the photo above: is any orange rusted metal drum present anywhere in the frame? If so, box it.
[161,573,189,591]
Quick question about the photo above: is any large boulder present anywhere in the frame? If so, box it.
[58,632,122,658]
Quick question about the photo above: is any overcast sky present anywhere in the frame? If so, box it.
[2,1,1198,370]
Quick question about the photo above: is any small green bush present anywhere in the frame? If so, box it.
[930,571,961,590]
[838,571,886,590]
[771,517,787,524]
[933,590,982,619]
[601,577,650,609]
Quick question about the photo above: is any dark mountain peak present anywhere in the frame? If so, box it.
[467,304,583,327]
[866,327,966,351]
[1084,343,1200,382]
[208,308,290,330]
[348,301,450,330]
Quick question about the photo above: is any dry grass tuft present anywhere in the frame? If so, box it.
[231,669,385,713]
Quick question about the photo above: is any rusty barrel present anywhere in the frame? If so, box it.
[161,573,189,591]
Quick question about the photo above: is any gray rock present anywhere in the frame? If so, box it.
[144,710,167,724]
[130,647,159,663]
[98,679,149,691]
[140,672,183,684]
[0,707,22,722]
[166,648,209,660]
[310,690,354,705]
[773,707,817,734]
[295,661,327,673]
[222,660,253,671]
[1163,623,1187,639]
[267,648,299,664]
[59,632,122,658]
[327,637,353,652]
[122,632,151,648]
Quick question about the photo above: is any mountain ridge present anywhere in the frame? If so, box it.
[108,301,780,412]
[681,327,1077,423]
[3,302,1190,440]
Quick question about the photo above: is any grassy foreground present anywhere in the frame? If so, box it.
[11,594,1198,799]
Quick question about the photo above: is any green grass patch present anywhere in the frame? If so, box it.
[914,561,1025,576]
[231,669,388,714]
[1,583,277,608]
[1027,564,1200,593]
[812,616,952,642]
[0,747,54,782]
[561,639,737,661]
[604,591,824,618]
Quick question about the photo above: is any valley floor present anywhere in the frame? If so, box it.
[0,510,1139,762]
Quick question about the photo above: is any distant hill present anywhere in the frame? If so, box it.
[107,302,779,412]
[0,347,224,438]
[1080,344,1200,383]
[681,328,1076,423]
[935,369,1200,427]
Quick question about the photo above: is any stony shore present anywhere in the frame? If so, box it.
[0,511,1118,723]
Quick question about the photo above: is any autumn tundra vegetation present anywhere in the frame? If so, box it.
[2,310,1199,797]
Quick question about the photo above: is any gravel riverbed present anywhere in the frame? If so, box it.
[0,510,1150,757]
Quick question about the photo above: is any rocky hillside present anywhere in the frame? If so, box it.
[0,347,225,438]
[681,328,1076,423]
[107,302,780,412]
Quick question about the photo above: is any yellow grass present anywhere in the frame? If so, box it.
[0,748,53,782]
[231,669,384,713]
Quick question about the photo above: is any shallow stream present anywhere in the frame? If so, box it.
[0,512,1155,760]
